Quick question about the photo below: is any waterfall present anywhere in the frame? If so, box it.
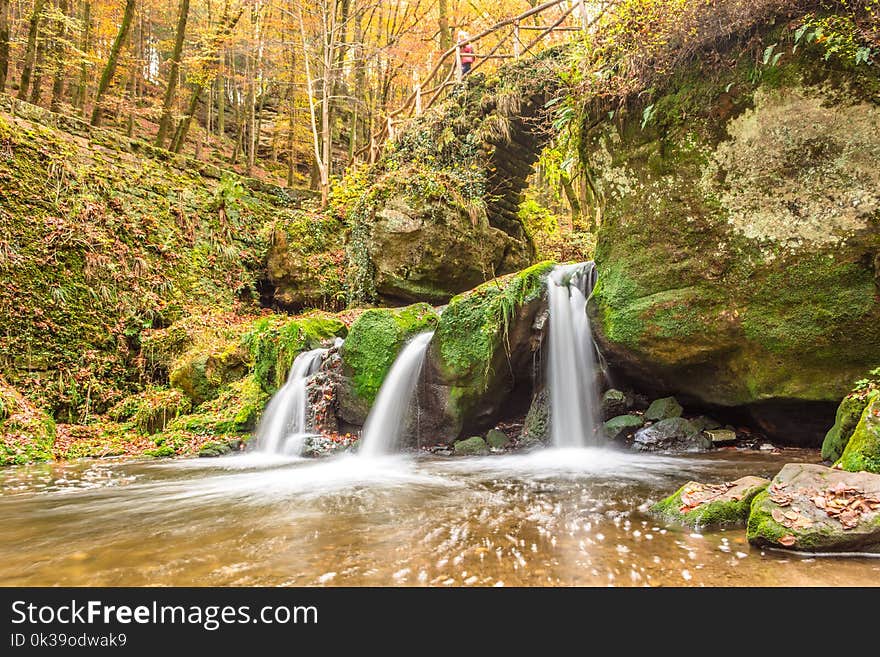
[255,348,327,455]
[359,332,434,458]
[547,262,601,448]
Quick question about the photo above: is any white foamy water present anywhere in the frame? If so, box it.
[547,263,601,448]
[255,348,327,455]
[359,332,434,458]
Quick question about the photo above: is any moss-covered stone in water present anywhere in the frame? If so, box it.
[341,303,438,403]
[454,436,489,455]
[838,392,880,474]
[651,476,769,528]
[644,397,683,422]
[144,444,176,458]
[604,414,645,440]
[198,440,233,457]
[486,429,510,449]
[822,393,872,462]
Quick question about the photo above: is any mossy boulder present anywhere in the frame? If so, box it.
[644,397,683,422]
[601,389,631,420]
[340,303,439,404]
[165,374,268,437]
[651,476,769,528]
[486,429,511,449]
[586,44,880,445]
[198,439,241,457]
[747,463,880,553]
[421,262,556,443]
[604,414,645,441]
[0,379,56,465]
[822,393,871,462]
[353,170,534,304]
[454,436,489,456]
[838,392,880,474]
[632,418,710,452]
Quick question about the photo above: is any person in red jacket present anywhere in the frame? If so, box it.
[458,30,475,76]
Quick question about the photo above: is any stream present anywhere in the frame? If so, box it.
[2,447,878,586]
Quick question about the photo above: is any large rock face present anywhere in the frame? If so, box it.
[349,170,534,305]
[586,49,880,444]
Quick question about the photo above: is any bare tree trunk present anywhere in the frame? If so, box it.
[18,0,48,100]
[438,0,451,49]
[155,0,189,147]
[0,0,10,92]
[28,27,48,104]
[90,0,136,126]
[171,6,242,153]
[216,61,225,137]
[50,0,70,111]
[73,1,91,112]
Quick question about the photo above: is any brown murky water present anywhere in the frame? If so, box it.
[1,447,878,586]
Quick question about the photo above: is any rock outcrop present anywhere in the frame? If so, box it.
[586,44,880,444]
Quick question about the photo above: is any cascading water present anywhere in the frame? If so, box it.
[547,262,601,448]
[359,332,434,458]
[256,348,327,455]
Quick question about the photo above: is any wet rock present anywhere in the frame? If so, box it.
[198,438,242,457]
[651,476,769,528]
[486,429,511,450]
[301,434,352,458]
[690,415,722,432]
[603,414,644,441]
[521,389,550,445]
[601,389,632,420]
[705,429,737,446]
[644,397,683,422]
[632,418,711,452]
[747,463,880,553]
[454,436,489,456]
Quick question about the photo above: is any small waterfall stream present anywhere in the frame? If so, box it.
[255,348,327,455]
[359,331,434,458]
[547,262,601,448]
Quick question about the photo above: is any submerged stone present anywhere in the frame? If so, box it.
[651,476,769,528]
[747,463,880,553]
[644,397,683,422]
[454,436,489,456]
[604,414,644,441]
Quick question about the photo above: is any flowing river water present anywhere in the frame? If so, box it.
[2,447,879,586]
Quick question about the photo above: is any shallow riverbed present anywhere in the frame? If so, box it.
[1,447,878,586]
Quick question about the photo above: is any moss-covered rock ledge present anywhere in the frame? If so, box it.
[586,27,880,445]
[651,476,769,528]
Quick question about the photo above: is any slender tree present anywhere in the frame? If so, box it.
[90,0,137,126]
[0,0,10,92]
[155,0,190,147]
[73,1,91,111]
[50,0,72,111]
[18,0,49,100]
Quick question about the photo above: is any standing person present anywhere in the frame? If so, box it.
[458,30,475,76]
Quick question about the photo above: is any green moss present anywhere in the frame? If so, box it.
[109,387,192,434]
[453,436,489,456]
[0,380,56,465]
[341,303,438,402]
[822,393,872,461]
[436,261,554,383]
[652,480,768,528]
[166,375,268,437]
[838,392,880,474]
[144,444,176,458]
[604,414,645,440]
